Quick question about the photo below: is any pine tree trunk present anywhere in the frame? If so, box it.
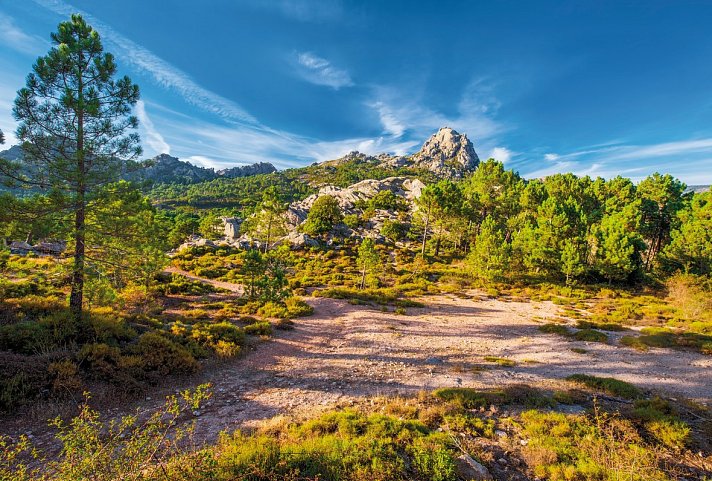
[69,183,86,319]
[69,68,85,321]
[421,209,430,257]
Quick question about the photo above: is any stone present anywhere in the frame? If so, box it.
[222,217,242,240]
[454,454,493,481]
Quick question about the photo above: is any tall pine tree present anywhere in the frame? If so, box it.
[9,15,140,319]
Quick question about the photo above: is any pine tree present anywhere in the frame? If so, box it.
[591,213,642,283]
[561,239,585,285]
[663,189,712,275]
[301,195,343,236]
[7,15,141,319]
[466,216,510,282]
[637,173,688,270]
[357,237,380,289]
[245,186,287,251]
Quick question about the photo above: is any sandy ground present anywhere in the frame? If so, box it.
[4,288,711,449]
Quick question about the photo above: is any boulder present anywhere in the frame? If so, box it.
[454,454,493,481]
[222,217,242,240]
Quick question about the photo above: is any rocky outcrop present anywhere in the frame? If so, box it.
[319,127,479,179]
[410,127,479,178]
[8,240,66,256]
[217,162,276,178]
[286,176,425,227]
[0,145,25,162]
[222,217,242,241]
[130,154,217,184]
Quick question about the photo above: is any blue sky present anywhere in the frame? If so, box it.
[1,0,712,183]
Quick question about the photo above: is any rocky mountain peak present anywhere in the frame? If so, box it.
[411,127,479,178]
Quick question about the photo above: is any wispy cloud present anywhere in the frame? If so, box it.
[0,13,46,55]
[489,146,514,163]
[0,80,22,146]
[369,101,406,137]
[523,138,712,183]
[368,78,507,156]
[244,0,344,23]
[32,0,258,125]
[135,100,170,155]
[296,52,353,89]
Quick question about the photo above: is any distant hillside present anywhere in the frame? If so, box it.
[0,148,277,187]
[687,185,710,194]
[126,154,276,184]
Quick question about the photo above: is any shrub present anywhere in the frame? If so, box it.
[576,319,626,331]
[573,328,608,343]
[244,321,273,336]
[646,419,691,449]
[483,356,516,367]
[284,297,314,317]
[257,301,289,319]
[0,321,50,355]
[0,352,52,412]
[48,359,83,394]
[78,343,123,380]
[566,374,643,399]
[620,335,650,351]
[89,313,137,344]
[433,388,505,409]
[134,332,200,376]
[538,323,571,336]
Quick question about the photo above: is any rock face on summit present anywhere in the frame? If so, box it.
[410,127,479,178]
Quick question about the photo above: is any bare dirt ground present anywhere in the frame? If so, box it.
[164,266,245,294]
[4,284,711,449]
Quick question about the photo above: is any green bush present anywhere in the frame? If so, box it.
[538,323,571,336]
[433,388,505,409]
[244,321,273,336]
[134,332,200,376]
[284,297,314,317]
[257,301,289,319]
[0,321,50,355]
[0,352,52,412]
[566,374,643,399]
[78,343,123,380]
[573,328,608,343]
[646,418,691,449]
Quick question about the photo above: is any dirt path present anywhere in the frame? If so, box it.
[164,266,244,294]
[5,290,711,449]
[123,292,712,441]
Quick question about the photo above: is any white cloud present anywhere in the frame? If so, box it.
[522,138,712,184]
[0,14,45,55]
[32,0,257,125]
[370,101,406,137]
[0,81,20,146]
[489,147,513,163]
[135,100,170,155]
[605,138,712,161]
[367,78,507,157]
[185,155,220,169]
[296,52,353,89]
